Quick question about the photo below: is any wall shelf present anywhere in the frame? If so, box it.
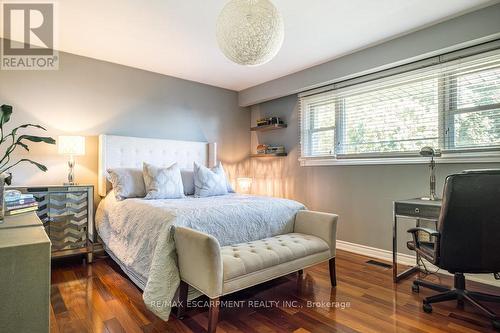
[250,153,287,158]
[250,124,287,132]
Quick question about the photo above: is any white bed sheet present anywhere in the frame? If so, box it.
[95,191,305,320]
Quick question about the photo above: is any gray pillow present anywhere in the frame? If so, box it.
[181,170,195,195]
[194,162,229,197]
[143,162,185,199]
[107,168,146,201]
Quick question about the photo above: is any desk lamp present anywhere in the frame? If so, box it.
[420,146,441,201]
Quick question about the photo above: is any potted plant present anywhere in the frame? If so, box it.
[0,104,56,219]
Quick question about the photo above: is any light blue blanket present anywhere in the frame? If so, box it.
[96,192,305,320]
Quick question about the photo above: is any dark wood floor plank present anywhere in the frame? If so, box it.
[104,318,125,333]
[50,285,68,315]
[50,250,500,333]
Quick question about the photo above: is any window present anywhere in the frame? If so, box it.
[299,48,500,164]
[301,96,336,156]
[451,66,500,149]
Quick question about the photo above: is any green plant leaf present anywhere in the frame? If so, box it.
[0,104,13,126]
[17,135,56,145]
[11,123,47,137]
[24,159,48,172]
[3,158,48,172]
[16,142,29,151]
[16,123,47,130]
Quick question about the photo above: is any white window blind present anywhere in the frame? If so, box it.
[299,47,500,162]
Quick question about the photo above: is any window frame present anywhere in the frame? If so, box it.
[299,53,500,166]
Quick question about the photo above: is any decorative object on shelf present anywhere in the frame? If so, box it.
[256,144,268,154]
[251,117,287,131]
[257,116,284,127]
[216,0,284,66]
[58,135,85,185]
[266,145,285,154]
[419,146,441,201]
[237,177,253,194]
[0,104,56,220]
[9,185,95,262]
[254,144,287,157]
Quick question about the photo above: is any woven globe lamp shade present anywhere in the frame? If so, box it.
[216,0,284,66]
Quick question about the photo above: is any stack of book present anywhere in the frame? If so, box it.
[5,192,38,216]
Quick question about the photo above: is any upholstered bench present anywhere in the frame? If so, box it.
[174,210,338,333]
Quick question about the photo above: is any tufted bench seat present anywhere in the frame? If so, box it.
[174,210,338,333]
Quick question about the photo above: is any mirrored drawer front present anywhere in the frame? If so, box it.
[395,203,441,219]
[30,191,89,251]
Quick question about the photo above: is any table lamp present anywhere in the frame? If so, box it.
[58,136,85,185]
[419,146,441,201]
[237,177,253,194]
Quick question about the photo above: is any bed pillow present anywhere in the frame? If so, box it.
[194,162,229,197]
[143,162,185,199]
[215,162,235,193]
[107,168,146,201]
[180,170,195,195]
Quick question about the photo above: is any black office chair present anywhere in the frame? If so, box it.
[407,169,500,330]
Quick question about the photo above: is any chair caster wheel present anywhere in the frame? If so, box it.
[493,319,500,330]
[412,284,419,293]
[423,303,432,313]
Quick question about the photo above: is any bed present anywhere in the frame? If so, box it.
[95,135,305,320]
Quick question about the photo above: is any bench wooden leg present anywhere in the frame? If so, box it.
[208,297,220,333]
[329,258,337,287]
[176,281,189,319]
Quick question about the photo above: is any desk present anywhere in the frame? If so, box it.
[0,213,50,333]
[393,198,441,283]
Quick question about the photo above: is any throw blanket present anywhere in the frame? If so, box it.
[95,192,305,320]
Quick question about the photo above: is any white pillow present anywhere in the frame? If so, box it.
[194,162,230,197]
[143,162,185,199]
[107,168,146,201]
[183,164,233,195]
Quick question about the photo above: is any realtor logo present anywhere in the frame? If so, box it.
[1,2,58,70]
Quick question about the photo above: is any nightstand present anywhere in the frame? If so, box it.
[7,185,94,263]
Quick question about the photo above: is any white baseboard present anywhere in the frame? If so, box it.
[336,240,500,287]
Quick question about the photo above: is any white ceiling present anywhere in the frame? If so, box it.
[3,0,497,91]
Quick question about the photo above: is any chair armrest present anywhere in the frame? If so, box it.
[294,210,338,257]
[174,226,223,298]
[406,227,440,264]
[407,227,440,237]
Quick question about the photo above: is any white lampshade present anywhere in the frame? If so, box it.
[237,177,253,194]
[58,136,85,156]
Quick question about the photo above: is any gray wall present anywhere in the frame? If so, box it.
[239,3,500,106]
[251,95,500,255]
[0,48,250,195]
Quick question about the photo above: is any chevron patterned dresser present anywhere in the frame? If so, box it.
[7,185,94,263]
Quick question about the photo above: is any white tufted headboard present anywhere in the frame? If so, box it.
[98,135,217,196]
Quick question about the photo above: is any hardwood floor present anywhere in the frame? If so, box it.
[50,250,500,333]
